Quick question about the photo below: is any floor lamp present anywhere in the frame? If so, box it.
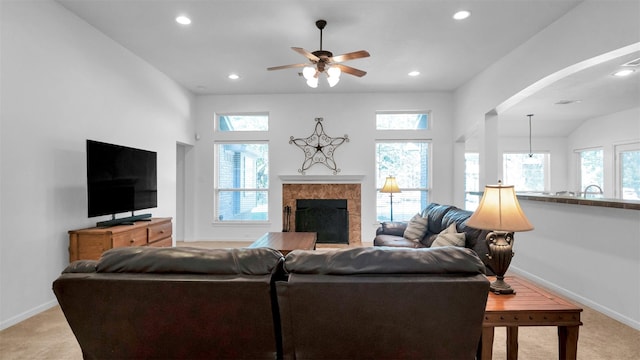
[466,181,534,294]
[380,176,401,222]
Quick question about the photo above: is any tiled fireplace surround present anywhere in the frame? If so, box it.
[282,179,362,246]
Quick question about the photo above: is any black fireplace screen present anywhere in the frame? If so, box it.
[295,199,349,244]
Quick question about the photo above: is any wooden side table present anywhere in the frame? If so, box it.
[480,276,583,360]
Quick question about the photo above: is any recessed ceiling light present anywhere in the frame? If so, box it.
[555,99,582,105]
[228,74,240,80]
[453,10,471,20]
[408,71,420,77]
[613,69,635,77]
[175,15,191,25]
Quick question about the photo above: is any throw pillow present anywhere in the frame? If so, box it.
[403,213,429,242]
[431,223,465,247]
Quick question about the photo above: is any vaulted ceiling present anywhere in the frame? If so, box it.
[57,0,639,137]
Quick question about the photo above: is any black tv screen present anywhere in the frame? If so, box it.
[87,140,157,218]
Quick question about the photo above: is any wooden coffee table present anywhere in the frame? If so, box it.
[249,232,317,255]
[479,275,583,360]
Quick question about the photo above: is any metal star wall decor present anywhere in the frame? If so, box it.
[289,117,349,175]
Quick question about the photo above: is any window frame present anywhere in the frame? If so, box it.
[615,141,640,200]
[575,147,604,196]
[375,139,432,222]
[216,112,269,132]
[375,110,431,130]
[464,152,480,211]
[502,151,551,193]
[213,112,270,224]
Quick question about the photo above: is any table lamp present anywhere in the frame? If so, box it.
[467,181,534,294]
[380,176,401,221]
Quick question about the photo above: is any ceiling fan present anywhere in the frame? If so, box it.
[267,19,370,88]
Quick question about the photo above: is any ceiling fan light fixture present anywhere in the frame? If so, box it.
[327,75,340,87]
[303,66,317,80]
[327,66,341,87]
[327,66,341,78]
[267,20,370,88]
[306,77,319,88]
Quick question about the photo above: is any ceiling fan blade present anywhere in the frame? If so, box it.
[292,47,320,62]
[334,64,367,77]
[267,63,308,71]
[330,50,370,63]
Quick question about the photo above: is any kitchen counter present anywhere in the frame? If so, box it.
[516,193,640,210]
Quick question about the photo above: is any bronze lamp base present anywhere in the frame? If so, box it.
[486,231,516,295]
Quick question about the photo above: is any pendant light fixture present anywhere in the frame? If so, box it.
[527,114,534,158]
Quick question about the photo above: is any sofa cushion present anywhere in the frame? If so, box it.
[431,223,466,247]
[377,221,407,237]
[283,246,486,275]
[403,213,429,241]
[441,207,472,233]
[95,247,284,275]
[425,204,455,234]
[374,234,423,248]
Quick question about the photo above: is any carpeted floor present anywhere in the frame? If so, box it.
[1,241,638,359]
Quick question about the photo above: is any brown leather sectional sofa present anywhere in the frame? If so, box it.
[374,202,495,275]
[53,245,490,359]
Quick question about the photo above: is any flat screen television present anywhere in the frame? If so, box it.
[86,140,157,226]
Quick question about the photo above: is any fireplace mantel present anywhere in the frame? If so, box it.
[279,174,365,184]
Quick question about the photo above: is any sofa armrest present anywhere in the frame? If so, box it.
[376,221,407,236]
[63,260,98,273]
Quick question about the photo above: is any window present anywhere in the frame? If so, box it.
[577,148,603,197]
[214,113,269,222]
[376,112,429,130]
[616,142,640,200]
[218,114,268,131]
[376,141,430,221]
[503,152,550,192]
[464,152,480,211]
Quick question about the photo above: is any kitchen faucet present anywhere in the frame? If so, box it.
[583,184,603,198]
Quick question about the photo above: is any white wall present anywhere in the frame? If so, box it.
[513,200,640,329]
[192,92,453,243]
[0,1,194,329]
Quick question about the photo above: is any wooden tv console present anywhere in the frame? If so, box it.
[68,217,172,262]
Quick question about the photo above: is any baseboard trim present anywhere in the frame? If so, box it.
[0,299,59,331]
[510,266,640,331]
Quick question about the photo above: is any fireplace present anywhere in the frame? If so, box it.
[295,199,349,244]
[282,182,362,245]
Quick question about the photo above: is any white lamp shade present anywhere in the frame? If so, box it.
[327,75,340,87]
[327,66,341,78]
[467,183,534,232]
[306,77,319,88]
[303,66,316,80]
[327,66,341,87]
[380,176,401,193]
